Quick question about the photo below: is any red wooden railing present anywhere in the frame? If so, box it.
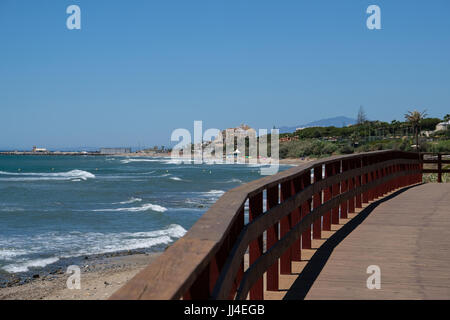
[110,150,422,300]
[420,152,450,183]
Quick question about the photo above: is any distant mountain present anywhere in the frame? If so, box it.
[277,116,357,134]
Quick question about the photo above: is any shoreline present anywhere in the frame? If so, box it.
[0,251,161,300]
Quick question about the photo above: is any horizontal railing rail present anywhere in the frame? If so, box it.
[110,150,422,300]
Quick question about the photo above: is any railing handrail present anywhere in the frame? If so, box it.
[110,150,421,300]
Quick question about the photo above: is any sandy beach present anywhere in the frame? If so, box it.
[0,253,161,300]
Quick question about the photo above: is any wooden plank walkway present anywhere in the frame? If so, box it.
[279,183,450,300]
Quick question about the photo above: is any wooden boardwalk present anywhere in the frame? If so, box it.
[278,183,450,300]
[111,152,432,300]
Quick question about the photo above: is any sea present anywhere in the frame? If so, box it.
[0,155,289,282]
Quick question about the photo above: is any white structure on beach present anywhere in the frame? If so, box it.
[32,146,48,152]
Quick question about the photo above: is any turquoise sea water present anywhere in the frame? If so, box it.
[0,155,288,277]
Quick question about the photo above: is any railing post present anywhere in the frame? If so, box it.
[355,158,362,208]
[331,161,340,225]
[301,172,312,249]
[375,155,381,198]
[362,156,369,204]
[438,153,442,183]
[313,165,322,239]
[348,159,355,213]
[378,155,384,196]
[394,157,399,190]
[249,192,264,300]
[368,156,375,202]
[228,207,245,299]
[290,177,302,261]
[183,262,210,300]
[418,154,423,184]
[280,181,292,274]
[323,163,333,231]
[382,154,388,195]
[341,159,349,219]
[387,155,393,193]
[266,185,279,291]
[401,162,406,187]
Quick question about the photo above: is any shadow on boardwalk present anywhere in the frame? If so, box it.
[283,184,420,300]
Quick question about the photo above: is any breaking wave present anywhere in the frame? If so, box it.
[3,257,60,273]
[0,170,95,181]
[93,203,168,213]
[116,197,143,205]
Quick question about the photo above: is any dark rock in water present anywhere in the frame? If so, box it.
[84,256,89,260]
[33,274,40,279]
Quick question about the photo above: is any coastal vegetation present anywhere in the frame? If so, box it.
[278,112,450,159]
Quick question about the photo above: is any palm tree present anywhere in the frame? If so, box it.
[390,120,401,136]
[404,110,427,151]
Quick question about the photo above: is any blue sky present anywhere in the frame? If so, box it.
[1,0,449,149]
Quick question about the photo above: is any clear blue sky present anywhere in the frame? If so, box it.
[1,0,449,150]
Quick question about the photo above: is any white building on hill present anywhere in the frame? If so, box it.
[435,121,450,131]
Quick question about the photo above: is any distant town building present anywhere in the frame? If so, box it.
[218,124,256,142]
[32,146,48,153]
[99,148,131,154]
[280,136,299,143]
[435,121,450,131]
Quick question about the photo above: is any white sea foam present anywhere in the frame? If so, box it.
[0,170,95,181]
[159,173,171,177]
[0,249,29,261]
[136,171,156,175]
[163,158,194,165]
[93,203,168,213]
[170,177,182,181]
[117,197,143,205]
[223,178,243,184]
[120,159,163,164]
[0,207,25,212]
[0,225,187,273]
[59,224,187,257]
[3,257,59,273]
[203,190,225,196]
